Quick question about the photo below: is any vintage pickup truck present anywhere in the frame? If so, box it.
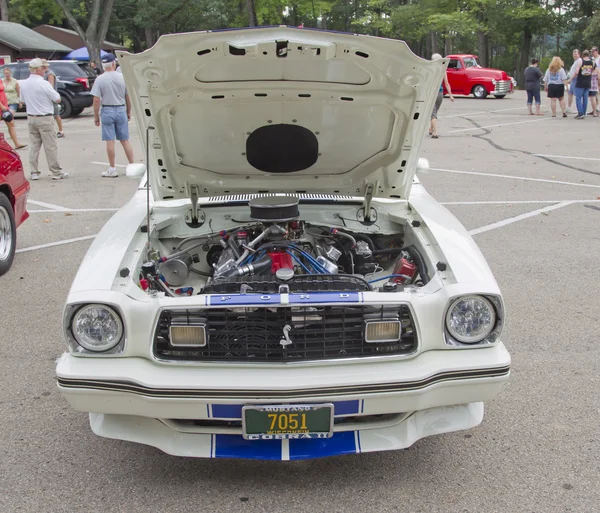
[444,54,514,99]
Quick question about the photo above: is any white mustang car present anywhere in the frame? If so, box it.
[56,28,510,460]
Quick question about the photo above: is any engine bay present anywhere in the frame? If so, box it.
[137,196,430,297]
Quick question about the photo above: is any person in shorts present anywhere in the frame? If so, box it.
[429,53,454,139]
[589,47,600,116]
[566,49,581,113]
[543,57,568,117]
[91,54,134,178]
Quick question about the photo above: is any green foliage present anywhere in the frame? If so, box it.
[7,0,600,71]
[9,0,64,24]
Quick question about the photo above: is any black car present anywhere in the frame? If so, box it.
[4,60,96,117]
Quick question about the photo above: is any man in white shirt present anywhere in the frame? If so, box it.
[19,58,68,180]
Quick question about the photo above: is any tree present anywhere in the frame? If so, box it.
[1,0,9,21]
[247,0,258,25]
[53,0,116,65]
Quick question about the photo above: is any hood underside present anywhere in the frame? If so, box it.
[118,27,446,201]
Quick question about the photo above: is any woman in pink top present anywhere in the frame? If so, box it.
[0,78,26,149]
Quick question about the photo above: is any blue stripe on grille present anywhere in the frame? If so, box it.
[214,435,282,460]
[289,431,357,460]
[288,293,360,304]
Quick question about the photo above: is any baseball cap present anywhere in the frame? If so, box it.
[102,54,117,64]
[29,58,44,69]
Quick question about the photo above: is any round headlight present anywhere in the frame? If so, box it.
[71,304,123,352]
[446,295,496,344]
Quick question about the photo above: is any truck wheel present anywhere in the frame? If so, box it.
[472,85,488,99]
[494,95,506,99]
[59,96,73,118]
[0,192,16,276]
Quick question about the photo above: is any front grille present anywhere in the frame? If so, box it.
[493,80,512,94]
[154,305,417,362]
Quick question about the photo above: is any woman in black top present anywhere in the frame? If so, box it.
[524,58,544,115]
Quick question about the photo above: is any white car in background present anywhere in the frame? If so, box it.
[55,28,510,460]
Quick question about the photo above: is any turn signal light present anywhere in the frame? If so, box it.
[169,325,207,347]
[365,320,401,343]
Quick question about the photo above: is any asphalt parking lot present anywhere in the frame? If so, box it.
[1,90,599,512]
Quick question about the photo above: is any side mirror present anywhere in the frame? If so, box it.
[126,163,146,179]
[417,157,430,173]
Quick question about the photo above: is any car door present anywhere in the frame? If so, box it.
[446,58,467,94]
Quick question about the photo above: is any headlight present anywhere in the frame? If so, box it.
[491,79,497,85]
[71,304,124,352]
[445,295,496,344]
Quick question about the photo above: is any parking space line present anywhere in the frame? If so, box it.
[532,154,600,162]
[448,117,549,133]
[469,202,573,236]
[442,200,600,205]
[440,106,527,119]
[16,234,97,254]
[28,199,70,210]
[28,208,119,213]
[429,167,600,189]
[90,162,128,168]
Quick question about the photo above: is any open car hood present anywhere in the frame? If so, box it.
[118,28,446,201]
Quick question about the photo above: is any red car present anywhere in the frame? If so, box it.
[444,54,514,99]
[0,133,29,275]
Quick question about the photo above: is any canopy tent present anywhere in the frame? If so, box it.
[63,47,111,60]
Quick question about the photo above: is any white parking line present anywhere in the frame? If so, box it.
[429,167,600,189]
[448,117,549,133]
[440,106,527,119]
[443,199,600,205]
[16,234,97,254]
[532,154,600,162]
[90,162,128,168]
[28,208,119,213]
[469,202,573,236]
[27,199,70,210]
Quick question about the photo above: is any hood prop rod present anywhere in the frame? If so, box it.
[146,125,155,253]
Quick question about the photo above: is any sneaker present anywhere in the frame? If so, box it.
[101,168,119,178]
[51,172,69,180]
[575,114,585,119]
[562,112,567,117]
[30,172,40,181]
[566,108,573,114]
[57,132,65,138]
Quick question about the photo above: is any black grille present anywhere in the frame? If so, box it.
[154,305,417,362]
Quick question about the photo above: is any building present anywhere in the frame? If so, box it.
[33,25,127,52]
[0,21,72,64]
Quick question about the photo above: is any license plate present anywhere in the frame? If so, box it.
[242,404,334,440]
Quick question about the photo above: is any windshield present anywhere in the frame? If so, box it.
[463,57,480,69]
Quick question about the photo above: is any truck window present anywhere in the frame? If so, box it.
[448,59,461,69]
[463,57,480,69]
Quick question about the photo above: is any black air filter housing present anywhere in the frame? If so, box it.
[249,196,300,222]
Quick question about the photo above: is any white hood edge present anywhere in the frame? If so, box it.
[117,27,446,202]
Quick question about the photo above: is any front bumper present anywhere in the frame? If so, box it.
[56,344,510,459]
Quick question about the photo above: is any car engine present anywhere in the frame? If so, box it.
[139,196,428,296]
